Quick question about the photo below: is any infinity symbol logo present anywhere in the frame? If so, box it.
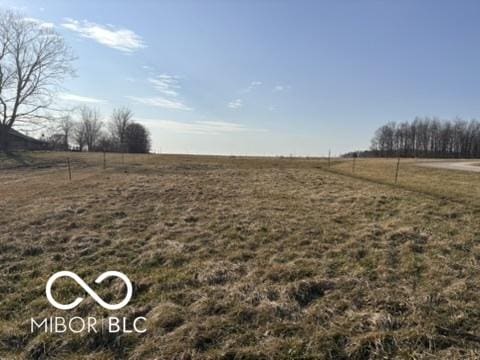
[46,271,133,310]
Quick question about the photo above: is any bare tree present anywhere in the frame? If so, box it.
[58,115,73,150]
[79,106,102,151]
[0,10,75,151]
[109,107,132,151]
[73,120,86,151]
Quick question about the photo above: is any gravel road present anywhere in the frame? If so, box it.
[418,161,480,172]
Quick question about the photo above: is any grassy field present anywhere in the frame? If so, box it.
[2,152,480,359]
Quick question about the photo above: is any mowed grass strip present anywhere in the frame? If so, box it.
[1,153,480,359]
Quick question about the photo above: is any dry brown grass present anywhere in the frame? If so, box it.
[2,152,480,359]
[330,157,480,205]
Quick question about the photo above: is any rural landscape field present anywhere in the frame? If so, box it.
[2,152,480,359]
[3,1,480,358]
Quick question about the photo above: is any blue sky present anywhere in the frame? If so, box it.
[4,0,480,155]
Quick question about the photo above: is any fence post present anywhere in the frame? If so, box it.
[395,157,401,184]
[103,151,106,169]
[66,157,72,181]
[328,149,331,168]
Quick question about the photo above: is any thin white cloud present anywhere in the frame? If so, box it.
[228,99,243,109]
[61,18,145,52]
[23,17,55,29]
[241,81,262,93]
[273,84,290,92]
[59,93,107,103]
[126,96,191,111]
[148,74,180,97]
[6,5,27,11]
[129,73,190,110]
[137,118,267,135]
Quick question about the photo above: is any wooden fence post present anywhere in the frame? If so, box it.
[395,157,401,184]
[66,157,72,181]
[103,151,106,169]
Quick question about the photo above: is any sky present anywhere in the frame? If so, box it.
[3,0,480,156]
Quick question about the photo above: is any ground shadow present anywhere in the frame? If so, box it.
[0,151,35,169]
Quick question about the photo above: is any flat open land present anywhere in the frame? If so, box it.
[3,153,480,359]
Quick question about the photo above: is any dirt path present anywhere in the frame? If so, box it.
[418,160,480,172]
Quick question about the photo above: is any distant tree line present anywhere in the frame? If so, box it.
[370,117,480,158]
[47,106,151,153]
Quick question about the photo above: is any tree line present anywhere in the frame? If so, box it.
[47,106,151,153]
[0,10,151,154]
[370,117,480,158]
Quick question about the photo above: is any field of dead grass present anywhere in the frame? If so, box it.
[2,152,480,359]
[329,157,480,206]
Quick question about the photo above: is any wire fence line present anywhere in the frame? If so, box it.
[3,151,478,203]
[318,156,407,187]
[56,152,407,184]
[0,150,156,174]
